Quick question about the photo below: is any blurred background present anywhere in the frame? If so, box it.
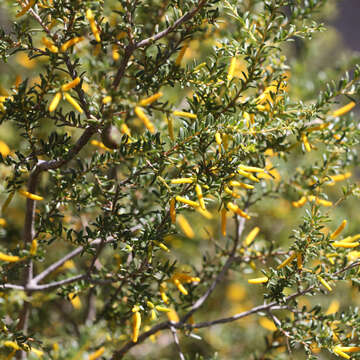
[332,0,360,51]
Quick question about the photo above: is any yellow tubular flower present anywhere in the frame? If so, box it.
[317,275,332,292]
[248,276,268,284]
[227,202,251,220]
[172,273,200,283]
[173,278,188,295]
[325,300,340,315]
[238,165,265,173]
[0,252,21,262]
[259,317,277,331]
[86,9,101,42]
[160,282,169,304]
[132,309,141,343]
[4,341,20,350]
[30,239,37,255]
[332,101,356,117]
[175,196,199,208]
[60,36,84,52]
[330,220,347,240]
[88,346,105,360]
[167,308,180,322]
[292,196,307,208]
[171,178,194,184]
[301,133,311,152]
[243,112,251,128]
[146,301,154,309]
[64,93,83,113]
[237,169,260,182]
[139,92,163,106]
[329,172,352,183]
[336,347,360,353]
[333,347,351,359]
[221,208,227,236]
[86,8,94,20]
[307,122,329,132]
[69,292,81,309]
[177,214,195,238]
[229,181,254,190]
[167,116,174,140]
[224,186,240,198]
[150,309,157,321]
[244,226,260,246]
[112,45,120,60]
[227,56,237,81]
[316,198,333,207]
[197,208,213,219]
[61,77,80,91]
[195,184,205,211]
[0,140,10,157]
[90,140,112,152]
[102,96,112,104]
[91,21,101,42]
[173,110,197,119]
[16,0,35,17]
[42,37,58,53]
[49,92,62,112]
[296,253,303,269]
[153,241,170,252]
[134,106,155,133]
[332,241,359,248]
[175,43,188,66]
[215,132,222,145]
[276,252,296,270]
[31,348,44,357]
[18,189,44,201]
[155,305,171,312]
[170,198,176,224]
[351,234,360,242]
[0,218,6,227]
[120,123,131,138]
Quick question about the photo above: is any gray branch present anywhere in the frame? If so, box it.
[170,326,185,360]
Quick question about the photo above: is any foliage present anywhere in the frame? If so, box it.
[0,0,359,359]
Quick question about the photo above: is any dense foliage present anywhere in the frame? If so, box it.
[0,0,360,359]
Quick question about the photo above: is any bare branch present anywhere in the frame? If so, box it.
[0,283,25,290]
[32,238,103,284]
[29,274,86,291]
[170,326,185,360]
[112,44,136,89]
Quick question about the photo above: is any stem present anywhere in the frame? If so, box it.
[170,326,185,360]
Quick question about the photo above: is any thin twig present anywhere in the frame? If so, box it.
[170,326,185,360]
[268,311,293,355]
[110,284,312,359]
[182,214,246,323]
[32,239,103,284]
[113,0,208,89]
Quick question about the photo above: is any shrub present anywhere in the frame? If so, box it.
[0,0,360,359]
